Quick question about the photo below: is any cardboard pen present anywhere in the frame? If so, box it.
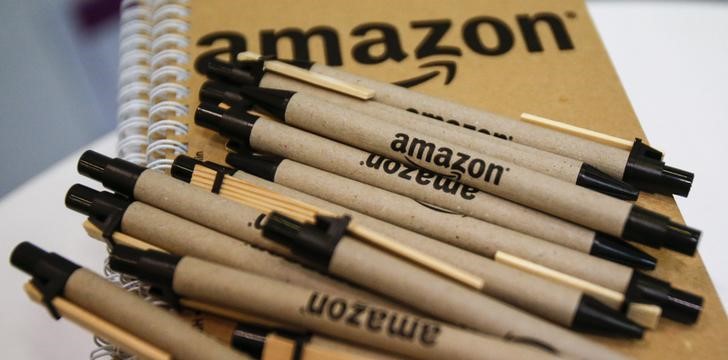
[203,66,638,201]
[76,151,703,325]
[196,109,647,288]
[172,155,649,333]
[247,58,693,197]
[65,183,404,311]
[181,311,404,360]
[194,102,656,267]
[221,150,697,317]
[108,245,565,360]
[220,144,654,271]
[231,87,700,256]
[23,281,171,360]
[258,212,631,360]
[9,242,250,360]
[191,111,702,324]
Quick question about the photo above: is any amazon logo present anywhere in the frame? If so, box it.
[195,12,574,88]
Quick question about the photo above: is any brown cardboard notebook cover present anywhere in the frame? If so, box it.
[180,0,728,357]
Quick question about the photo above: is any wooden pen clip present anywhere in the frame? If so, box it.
[83,219,165,252]
[520,112,647,152]
[494,251,661,329]
[237,51,375,100]
[190,164,485,291]
[84,220,299,333]
[23,282,172,360]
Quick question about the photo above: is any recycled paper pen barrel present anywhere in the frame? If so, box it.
[256,213,631,360]
[195,104,656,271]
[172,156,643,333]
[109,246,566,360]
[232,87,700,256]
[219,138,653,272]
[9,242,250,360]
[65,184,403,310]
[77,151,703,324]
[182,312,403,360]
[22,281,171,360]
[195,112,703,324]
[203,69,638,201]
[286,60,694,197]
[195,106,658,280]
[222,151,640,290]
[223,154,698,325]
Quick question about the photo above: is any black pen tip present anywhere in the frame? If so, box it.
[76,150,145,196]
[665,221,701,255]
[109,245,181,287]
[237,86,295,120]
[229,323,270,357]
[623,206,702,255]
[572,295,644,339]
[108,244,144,276]
[10,242,48,274]
[225,152,282,182]
[627,272,703,324]
[577,163,639,200]
[195,102,225,131]
[205,61,262,86]
[661,165,694,197]
[195,102,259,145]
[200,80,253,109]
[10,242,80,289]
[590,232,657,270]
[624,139,694,197]
[663,287,704,324]
[78,150,111,181]
[65,184,99,215]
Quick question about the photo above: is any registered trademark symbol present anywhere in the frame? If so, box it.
[565,11,577,19]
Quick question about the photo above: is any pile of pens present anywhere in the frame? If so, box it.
[10,52,705,360]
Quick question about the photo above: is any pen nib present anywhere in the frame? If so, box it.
[590,232,657,270]
[237,86,295,120]
[572,295,645,339]
[576,163,639,200]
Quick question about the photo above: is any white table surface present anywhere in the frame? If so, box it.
[1,2,726,358]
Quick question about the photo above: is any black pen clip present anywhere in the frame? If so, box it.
[288,332,313,360]
[89,211,123,249]
[147,284,181,310]
[11,243,81,320]
[630,138,663,161]
[31,276,65,320]
[312,214,351,243]
[262,213,351,270]
[108,245,183,310]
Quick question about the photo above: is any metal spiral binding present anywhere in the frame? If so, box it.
[92,1,156,358]
[117,0,152,167]
[96,1,189,358]
[146,0,190,171]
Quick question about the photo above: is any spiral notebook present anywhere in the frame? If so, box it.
[117,0,728,358]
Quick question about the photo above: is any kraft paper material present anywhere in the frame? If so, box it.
[173,257,563,360]
[64,269,249,360]
[250,119,634,292]
[181,0,728,357]
[121,201,403,310]
[232,170,582,326]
